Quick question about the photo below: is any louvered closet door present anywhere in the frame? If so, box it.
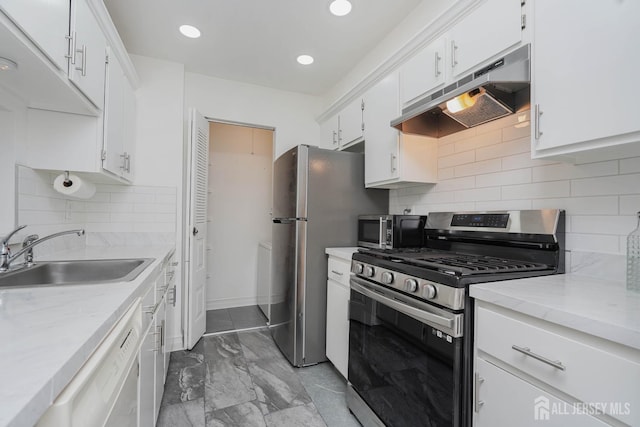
[186,109,209,349]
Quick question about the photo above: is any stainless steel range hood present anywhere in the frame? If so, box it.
[391,44,530,138]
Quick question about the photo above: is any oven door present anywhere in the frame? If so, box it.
[348,276,464,427]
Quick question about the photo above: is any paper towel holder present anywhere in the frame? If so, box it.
[63,171,73,188]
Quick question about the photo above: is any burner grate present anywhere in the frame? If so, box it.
[396,254,549,276]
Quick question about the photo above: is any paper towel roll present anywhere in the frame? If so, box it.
[53,173,96,199]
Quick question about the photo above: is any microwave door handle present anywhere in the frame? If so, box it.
[379,217,384,249]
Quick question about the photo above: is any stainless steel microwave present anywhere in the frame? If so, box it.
[357,215,426,249]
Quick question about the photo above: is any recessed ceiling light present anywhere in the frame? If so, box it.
[179,25,201,39]
[329,0,352,16]
[297,55,314,65]
[0,57,18,72]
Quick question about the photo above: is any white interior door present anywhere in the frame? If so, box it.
[185,109,209,349]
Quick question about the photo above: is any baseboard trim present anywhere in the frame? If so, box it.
[206,296,258,310]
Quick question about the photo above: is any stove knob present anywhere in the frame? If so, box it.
[405,278,418,293]
[354,263,364,274]
[381,271,394,284]
[423,283,437,299]
[364,266,375,277]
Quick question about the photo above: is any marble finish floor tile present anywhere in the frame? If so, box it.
[206,309,234,334]
[157,397,206,427]
[297,363,360,427]
[161,338,205,406]
[161,329,354,427]
[204,334,256,411]
[264,403,327,427]
[228,305,268,329]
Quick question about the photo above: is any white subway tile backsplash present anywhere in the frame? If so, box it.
[454,187,501,202]
[438,150,475,169]
[620,157,640,174]
[389,113,640,258]
[531,196,619,215]
[620,195,640,214]
[476,136,530,161]
[572,174,640,196]
[532,161,618,182]
[476,169,531,188]
[454,158,501,178]
[16,166,177,256]
[502,181,570,200]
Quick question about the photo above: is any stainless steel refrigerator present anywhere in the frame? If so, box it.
[270,145,388,367]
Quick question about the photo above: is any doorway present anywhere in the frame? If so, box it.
[206,122,274,310]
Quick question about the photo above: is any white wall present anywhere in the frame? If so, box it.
[388,111,640,279]
[184,72,322,159]
[0,110,17,232]
[206,123,273,309]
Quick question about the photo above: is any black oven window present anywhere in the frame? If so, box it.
[348,290,463,427]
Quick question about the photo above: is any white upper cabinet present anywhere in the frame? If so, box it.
[318,99,363,150]
[0,0,70,71]
[531,0,640,158]
[103,50,136,180]
[68,0,107,109]
[364,71,438,188]
[448,0,523,79]
[320,113,339,150]
[399,36,446,106]
[339,97,364,148]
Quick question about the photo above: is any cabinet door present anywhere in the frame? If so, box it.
[103,51,125,177]
[69,0,107,108]
[121,74,136,180]
[325,279,350,379]
[400,36,446,106]
[363,71,400,185]
[339,98,363,147]
[532,0,640,156]
[474,359,610,427]
[319,114,339,150]
[449,0,522,79]
[154,297,166,423]
[0,0,70,71]
[138,324,155,427]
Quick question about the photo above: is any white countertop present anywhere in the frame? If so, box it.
[0,245,175,427]
[470,273,640,351]
[325,247,359,261]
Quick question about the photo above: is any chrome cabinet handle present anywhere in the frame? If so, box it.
[534,104,543,140]
[451,40,458,68]
[143,304,156,315]
[171,261,178,267]
[65,32,77,63]
[120,153,127,170]
[390,153,397,172]
[338,128,342,143]
[332,130,337,145]
[474,373,485,413]
[512,345,565,371]
[331,270,343,276]
[75,44,87,76]
[435,51,442,77]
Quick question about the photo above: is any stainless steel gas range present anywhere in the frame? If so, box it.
[346,210,565,427]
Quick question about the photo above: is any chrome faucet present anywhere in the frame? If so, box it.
[0,225,85,272]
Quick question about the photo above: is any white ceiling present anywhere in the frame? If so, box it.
[103,0,423,96]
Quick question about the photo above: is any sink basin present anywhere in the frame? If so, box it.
[0,258,155,289]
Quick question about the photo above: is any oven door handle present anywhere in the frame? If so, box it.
[350,277,462,337]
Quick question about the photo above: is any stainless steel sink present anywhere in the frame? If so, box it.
[0,258,155,289]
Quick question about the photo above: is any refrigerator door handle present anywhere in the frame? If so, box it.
[273,218,307,224]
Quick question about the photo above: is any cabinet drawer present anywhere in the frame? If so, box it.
[476,306,639,426]
[474,358,610,427]
[328,257,350,286]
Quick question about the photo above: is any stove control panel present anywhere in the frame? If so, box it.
[351,261,464,310]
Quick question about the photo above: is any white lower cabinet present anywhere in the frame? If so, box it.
[325,254,352,379]
[474,302,640,427]
[138,252,175,427]
[474,359,609,427]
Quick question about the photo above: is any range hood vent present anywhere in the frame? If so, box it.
[391,44,531,138]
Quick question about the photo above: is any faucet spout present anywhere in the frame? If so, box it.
[0,228,85,272]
